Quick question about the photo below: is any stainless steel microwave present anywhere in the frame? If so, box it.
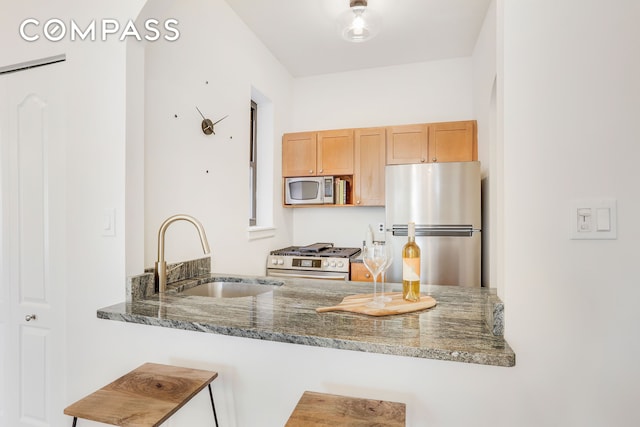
[285,176,334,205]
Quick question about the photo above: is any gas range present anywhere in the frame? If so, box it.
[267,243,361,280]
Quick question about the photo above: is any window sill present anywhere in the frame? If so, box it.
[247,226,276,240]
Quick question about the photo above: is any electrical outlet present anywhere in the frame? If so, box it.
[374,223,386,242]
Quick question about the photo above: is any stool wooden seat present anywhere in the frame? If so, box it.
[64,362,219,427]
[285,391,406,426]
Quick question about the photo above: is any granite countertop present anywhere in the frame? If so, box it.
[98,268,514,367]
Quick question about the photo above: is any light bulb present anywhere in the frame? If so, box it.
[338,2,381,42]
[352,15,365,35]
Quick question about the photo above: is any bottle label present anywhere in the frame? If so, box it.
[402,258,420,281]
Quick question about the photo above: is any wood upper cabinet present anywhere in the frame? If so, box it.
[317,129,354,175]
[283,120,476,207]
[386,120,477,165]
[282,132,317,177]
[354,127,385,206]
[386,124,429,164]
[428,120,477,163]
[282,130,353,177]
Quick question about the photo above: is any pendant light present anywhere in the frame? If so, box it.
[339,0,381,43]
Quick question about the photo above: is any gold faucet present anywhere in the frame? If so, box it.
[155,214,210,293]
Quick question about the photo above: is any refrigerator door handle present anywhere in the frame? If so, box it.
[391,224,478,237]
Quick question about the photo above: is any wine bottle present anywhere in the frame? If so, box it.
[402,222,421,301]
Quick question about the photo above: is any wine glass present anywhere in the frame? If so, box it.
[362,242,387,308]
[380,240,393,302]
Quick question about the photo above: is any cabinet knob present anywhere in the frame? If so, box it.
[432,158,437,162]
[365,273,370,278]
[25,314,37,322]
[309,170,313,174]
[420,158,425,163]
[356,200,360,204]
[319,169,323,173]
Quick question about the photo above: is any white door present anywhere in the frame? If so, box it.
[0,59,67,427]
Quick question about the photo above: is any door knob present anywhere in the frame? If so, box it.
[25,314,37,322]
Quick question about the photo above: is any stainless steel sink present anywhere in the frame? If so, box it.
[179,281,281,298]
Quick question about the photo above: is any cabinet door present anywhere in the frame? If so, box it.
[317,129,354,175]
[350,262,373,282]
[428,120,477,163]
[354,127,385,206]
[386,124,428,164]
[282,132,317,177]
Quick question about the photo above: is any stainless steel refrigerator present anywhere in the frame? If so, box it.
[385,161,481,287]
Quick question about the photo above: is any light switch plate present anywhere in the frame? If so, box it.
[102,208,116,237]
[570,199,616,239]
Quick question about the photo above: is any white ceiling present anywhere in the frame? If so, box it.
[224,0,492,77]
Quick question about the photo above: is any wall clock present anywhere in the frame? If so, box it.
[196,106,228,135]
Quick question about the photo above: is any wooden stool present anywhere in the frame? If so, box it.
[286,391,406,426]
[64,363,219,427]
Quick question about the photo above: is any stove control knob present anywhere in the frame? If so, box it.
[271,258,278,265]
[330,261,336,267]
[277,259,284,265]
[337,261,344,268]
[323,261,329,267]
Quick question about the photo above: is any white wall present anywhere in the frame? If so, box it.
[501,0,640,425]
[125,29,146,276]
[140,0,293,274]
[472,0,497,288]
[291,58,475,132]
[290,58,475,246]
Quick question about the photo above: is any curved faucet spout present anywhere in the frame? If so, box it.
[155,214,211,293]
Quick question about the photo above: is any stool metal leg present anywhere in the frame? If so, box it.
[72,417,77,427]
[208,384,219,427]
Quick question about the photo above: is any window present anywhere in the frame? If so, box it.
[247,86,275,239]
[249,100,257,226]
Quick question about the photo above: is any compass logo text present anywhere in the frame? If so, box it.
[19,18,180,42]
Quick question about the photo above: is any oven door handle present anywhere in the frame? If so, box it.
[267,271,348,280]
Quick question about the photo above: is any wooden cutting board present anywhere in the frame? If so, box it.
[316,292,436,316]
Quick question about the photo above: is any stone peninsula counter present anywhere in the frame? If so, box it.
[98,274,515,367]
